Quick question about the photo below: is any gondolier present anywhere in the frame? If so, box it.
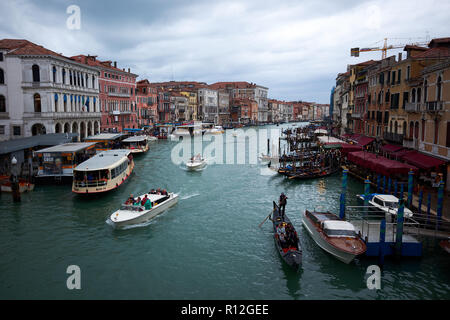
[279,193,287,218]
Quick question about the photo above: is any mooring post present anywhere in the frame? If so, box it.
[364,176,370,216]
[339,168,348,220]
[400,183,404,203]
[395,199,405,258]
[407,170,414,208]
[437,180,444,230]
[394,180,398,198]
[426,193,431,225]
[267,138,270,156]
[418,186,423,215]
[387,177,392,194]
[382,176,386,193]
[376,174,381,193]
[379,219,386,266]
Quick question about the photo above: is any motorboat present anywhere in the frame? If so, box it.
[0,177,34,193]
[302,210,366,264]
[186,154,207,170]
[110,192,179,228]
[122,136,150,154]
[271,201,302,270]
[204,126,225,135]
[356,193,413,220]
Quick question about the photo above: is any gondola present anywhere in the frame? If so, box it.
[277,165,340,180]
[271,201,302,271]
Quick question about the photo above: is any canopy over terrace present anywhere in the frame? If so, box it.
[400,150,447,171]
[317,136,346,144]
[347,151,418,177]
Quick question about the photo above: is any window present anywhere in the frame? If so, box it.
[421,119,426,141]
[0,95,5,112]
[407,66,410,80]
[434,120,439,144]
[391,71,395,85]
[33,93,41,112]
[0,68,4,84]
[0,52,3,61]
[13,126,21,136]
[417,88,422,103]
[62,68,66,84]
[52,66,57,82]
[402,92,409,108]
[424,80,428,102]
[32,65,40,82]
[0,125,4,134]
[414,121,419,140]
[437,76,442,101]
[409,121,414,138]
[397,69,401,83]
[70,70,73,85]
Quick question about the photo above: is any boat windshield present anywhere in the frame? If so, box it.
[120,204,143,211]
[324,229,356,238]
[385,201,398,208]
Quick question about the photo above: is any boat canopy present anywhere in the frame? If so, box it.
[123,136,148,143]
[74,149,130,171]
[35,142,96,154]
[323,220,356,231]
[84,133,124,141]
[347,151,417,176]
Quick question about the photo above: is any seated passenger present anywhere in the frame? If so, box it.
[144,199,152,210]
[133,197,141,206]
[156,188,161,195]
[162,189,168,196]
[125,194,134,205]
[149,189,156,194]
[141,195,148,206]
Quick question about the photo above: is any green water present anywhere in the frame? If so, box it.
[1,124,449,300]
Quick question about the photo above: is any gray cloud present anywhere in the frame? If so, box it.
[1,0,449,103]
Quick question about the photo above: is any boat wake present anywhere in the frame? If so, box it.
[180,193,200,200]
[105,217,157,230]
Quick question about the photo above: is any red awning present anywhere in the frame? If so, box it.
[341,143,362,155]
[348,151,418,176]
[381,144,404,154]
[356,136,375,147]
[401,151,447,170]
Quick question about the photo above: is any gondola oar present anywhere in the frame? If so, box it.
[258,209,275,228]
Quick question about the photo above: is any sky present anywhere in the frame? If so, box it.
[1,0,449,104]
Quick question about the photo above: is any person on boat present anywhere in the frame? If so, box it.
[156,188,161,195]
[279,193,288,218]
[161,189,168,196]
[133,197,141,206]
[278,229,287,248]
[144,198,152,210]
[141,195,148,206]
[149,189,156,194]
[125,194,134,205]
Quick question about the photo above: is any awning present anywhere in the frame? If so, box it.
[348,151,418,176]
[356,136,375,147]
[341,143,363,155]
[381,144,404,154]
[401,151,447,170]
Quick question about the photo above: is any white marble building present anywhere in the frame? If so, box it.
[0,40,101,142]
[198,88,218,123]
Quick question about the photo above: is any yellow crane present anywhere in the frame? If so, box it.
[351,38,429,59]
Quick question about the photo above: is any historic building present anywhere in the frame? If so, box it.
[0,39,101,142]
[198,87,218,123]
[71,55,138,133]
[136,79,158,126]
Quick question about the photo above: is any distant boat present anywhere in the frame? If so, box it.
[302,210,366,264]
[110,192,179,228]
[0,177,34,193]
[186,154,207,171]
[271,201,302,271]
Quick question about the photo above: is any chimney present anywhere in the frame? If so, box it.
[128,68,130,73]
[114,61,117,68]
[398,52,402,61]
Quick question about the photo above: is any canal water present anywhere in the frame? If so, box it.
[0,124,449,300]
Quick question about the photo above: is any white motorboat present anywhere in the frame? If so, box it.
[186,154,207,170]
[302,210,366,264]
[110,192,179,228]
[205,126,225,135]
[357,193,413,220]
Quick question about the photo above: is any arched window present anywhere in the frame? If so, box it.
[421,119,426,141]
[417,87,422,103]
[52,66,57,82]
[409,121,414,138]
[63,94,67,112]
[437,76,442,101]
[34,93,41,112]
[394,121,398,134]
[0,95,5,112]
[92,75,95,88]
[69,70,73,85]
[414,121,419,139]
[32,64,40,82]
[424,80,428,103]
[411,88,416,103]
[62,68,66,84]
[0,68,4,84]
[403,121,407,135]
[85,74,88,88]
[81,73,84,87]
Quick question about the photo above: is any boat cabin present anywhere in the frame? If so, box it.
[72,149,134,194]
[322,221,357,238]
[84,133,126,152]
[34,142,97,178]
[122,136,149,154]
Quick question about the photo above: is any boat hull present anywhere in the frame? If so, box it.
[111,194,179,228]
[186,161,207,170]
[302,212,358,264]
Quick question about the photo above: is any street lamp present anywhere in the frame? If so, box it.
[10,156,21,202]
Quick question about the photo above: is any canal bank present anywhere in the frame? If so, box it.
[0,124,449,299]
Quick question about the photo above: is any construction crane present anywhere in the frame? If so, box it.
[351,38,429,59]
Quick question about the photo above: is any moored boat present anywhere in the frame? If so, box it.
[356,193,413,220]
[109,191,179,228]
[302,210,366,264]
[271,201,302,270]
[278,165,340,180]
[122,135,150,154]
[0,178,34,193]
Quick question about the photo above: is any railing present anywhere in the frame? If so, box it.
[73,179,108,188]
[426,101,443,112]
[383,132,404,144]
[405,102,421,112]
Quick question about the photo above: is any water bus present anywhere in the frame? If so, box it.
[84,133,126,152]
[72,149,134,194]
[122,136,150,154]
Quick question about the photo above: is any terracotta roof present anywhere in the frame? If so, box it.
[0,39,66,58]
[209,81,257,89]
[413,46,450,59]
[428,37,450,48]
[71,54,138,76]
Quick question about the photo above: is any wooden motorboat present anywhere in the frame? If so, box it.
[302,210,366,264]
[271,201,302,271]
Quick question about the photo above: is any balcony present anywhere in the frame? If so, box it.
[425,101,443,112]
[108,91,131,98]
[405,102,421,113]
[383,132,404,144]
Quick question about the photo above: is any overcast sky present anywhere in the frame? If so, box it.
[1,0,449,103]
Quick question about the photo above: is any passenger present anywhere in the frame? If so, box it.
[125,194,134,205]
[149,189,156,194]
[141,195,148,206]
[144,198,152,210]
[133,197,141,206]
[157,188,161,195]
[162,189,168,196]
